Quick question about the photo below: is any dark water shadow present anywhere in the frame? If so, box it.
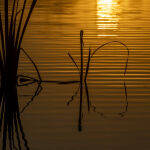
[0,69,46,150]
[0,81,30,150]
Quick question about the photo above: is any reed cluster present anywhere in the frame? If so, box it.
[0,0,37,149]
[0,0,37,85]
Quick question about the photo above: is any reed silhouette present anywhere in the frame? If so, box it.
[0,0,38,149]
[67,30,129,132]
[0,83,30,150]
[67,80,129,132]
[0,0,37,86]
[16,48,79,87]
[0,0,130,140]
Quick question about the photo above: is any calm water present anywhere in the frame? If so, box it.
[2,0,150,149]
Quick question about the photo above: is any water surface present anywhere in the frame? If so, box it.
[2,0,150,149]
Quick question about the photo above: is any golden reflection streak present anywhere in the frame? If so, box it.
[97,0,121,36]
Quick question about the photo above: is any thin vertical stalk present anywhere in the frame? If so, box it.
[78,30,84,132]
[17,0,37,52]
[0,13,5,62]
[4,0,8,55]
[80,30,84,79]
[4,0,8,41]
[9,0,16,37]
[84,48,91,81]
[15,0,27,49]
[12,0,21,39]
[85,81,90,112]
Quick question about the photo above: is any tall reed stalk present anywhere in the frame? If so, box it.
[78,30,84,131]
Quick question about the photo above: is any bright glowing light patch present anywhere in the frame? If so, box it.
[96,0,121,36]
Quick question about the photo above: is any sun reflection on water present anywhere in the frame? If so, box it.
[97,0,121,36]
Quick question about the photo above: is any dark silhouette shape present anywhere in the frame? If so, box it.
[17,30,130,131]
[14,30,129,133]
[0,79,30,150]
[90,81,128,118]
[78,30,84,132]
[0,0,37,88]
[0,1,37,149]
[84,81,90,112]
[16,47,80,114]
[67,30,129,132]
[67,85,80,106]
[67,78,129,131]
[20,82,42,114]
[118,82,128,117]
[17,48,79,87]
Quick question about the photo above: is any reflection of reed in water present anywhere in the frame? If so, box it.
[67,30,129,132]
[15,30,129,133]
[67,80,128,132]
[87,81,129,118]
[0,84,30,150]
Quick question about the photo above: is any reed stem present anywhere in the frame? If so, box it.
[78,30,84,131]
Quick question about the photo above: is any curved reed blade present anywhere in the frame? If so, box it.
[91,41,129,57]
[17,0,37,52]
[0,13,5,62]
[20,83,42,114]
[84,48,91,81]
[118,82,129,117]
[68,52,80,72]
[15,0,27,49]
[90,40,129,118]
[12,9,23,39]
[9,0,16,37]
[12,0,21,39]
[20,48,42,82]
[91,41,129,76]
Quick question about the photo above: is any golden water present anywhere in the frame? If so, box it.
[2,0,150,149]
